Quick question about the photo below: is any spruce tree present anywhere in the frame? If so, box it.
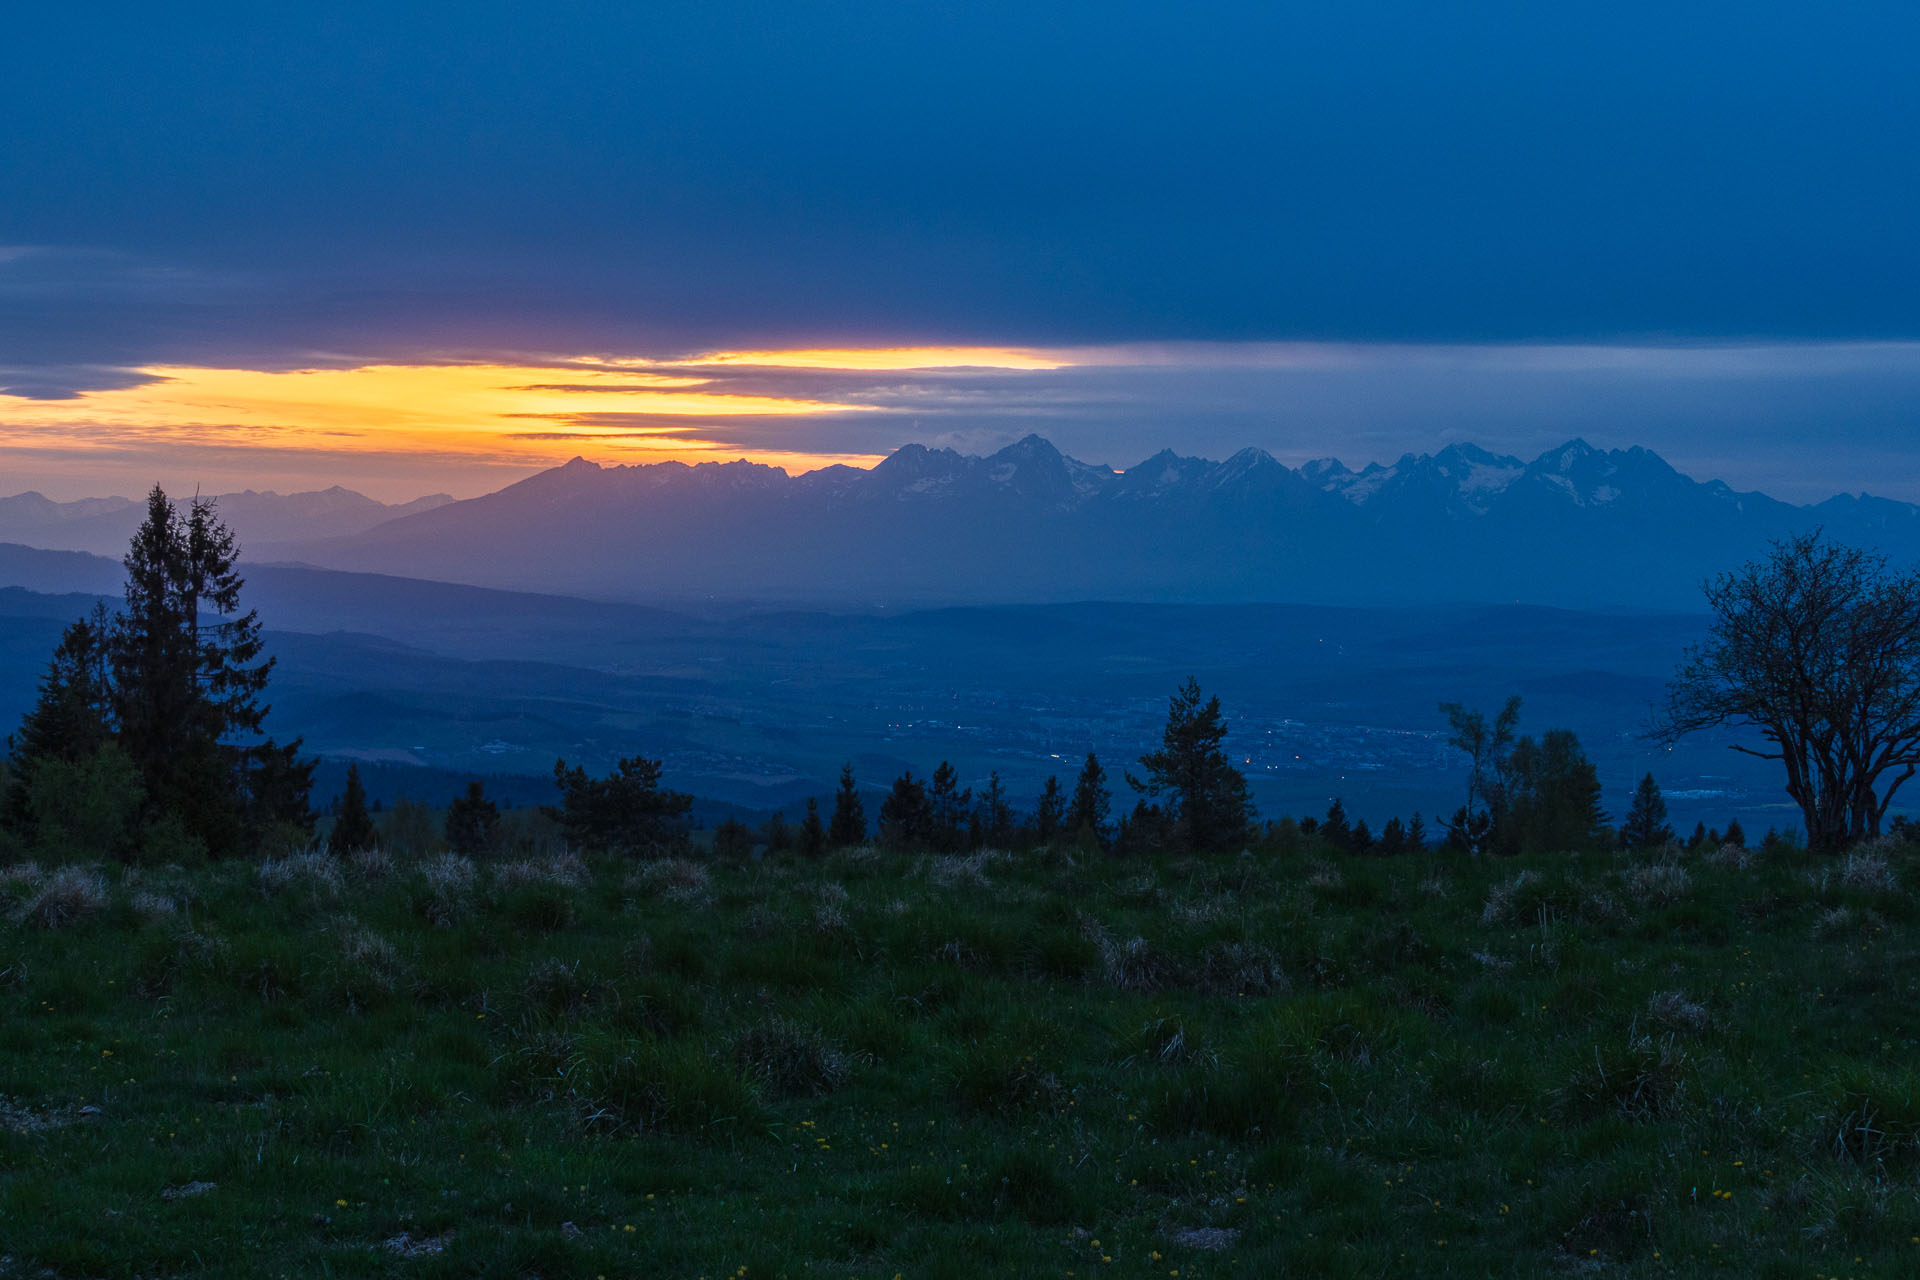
[3,605,114,832]
[798,797,827,859]
[928,761,971,852]
[1067,752,1110,846]
[1320,798,1353,850]
[1033,775,1065,843]
[828,762,866,847]
[1498,729,1610,854]
[7,488,308,856]
[1722,818,1746,848]
[877,771,932,850]
[549,755,692,856]
[1621,773,1675,849]
[445,780,500,854]
[109,488,292,854]
[329,763,377,854]
[1128,678,1253,852]
[975,771,1013,849]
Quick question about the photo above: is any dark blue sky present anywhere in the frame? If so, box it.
[5,2,1920,499]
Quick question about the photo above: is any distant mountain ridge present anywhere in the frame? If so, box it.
[229,435,1918,610]
[0,486,455,556]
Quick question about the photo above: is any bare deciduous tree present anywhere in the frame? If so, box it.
[1657,532,1920,850]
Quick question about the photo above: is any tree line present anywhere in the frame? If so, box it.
[4,495,1915,862]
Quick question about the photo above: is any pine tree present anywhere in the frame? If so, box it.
[329,763,377,854]
[798,797,827,859]
[1067,751,1110,847]
[1406,812,1428,851]
[828,762,866,847]
[1128,678,1253,852]
[1033,775,1065,843]
[1377,816,1408,856]
[445,780,500,854]
[1621,773,1675,850]
[1722,818,1746,848]
[762,810,791,854]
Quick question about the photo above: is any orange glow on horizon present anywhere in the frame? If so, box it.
[0,361,889,482]
[598,346,1072,372]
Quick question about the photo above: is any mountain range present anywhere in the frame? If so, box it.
[6,437,1916,609]
[270,436,1920,609]
[0,486,454,557]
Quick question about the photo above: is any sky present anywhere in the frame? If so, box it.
[5,2,1920,503]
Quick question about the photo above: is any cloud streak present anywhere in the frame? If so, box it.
[9,341,1920,504]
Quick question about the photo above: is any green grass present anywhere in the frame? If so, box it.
[3,837,1920,1277]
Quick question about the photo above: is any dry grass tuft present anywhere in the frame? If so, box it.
[337,926,411,1002]
[130,890,177,920]
[18,867,110,929]
[257,850,345,899]
[1839,845,1898,892]
[522,956,596,1015]
[928,853,994,890]
[1625,862,1691,906]
[1197,940,1287,996]
[496,853,589,891]
[1101,935,1177,992]
[1646,989,1711,1034]
[345,847,393,882]
[627,859,711,906]
[733,1016,851,1096]
[1482,870,1541,924]
[415,853,477,927]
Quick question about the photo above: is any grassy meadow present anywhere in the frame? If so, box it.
[3,835,1919,1277]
